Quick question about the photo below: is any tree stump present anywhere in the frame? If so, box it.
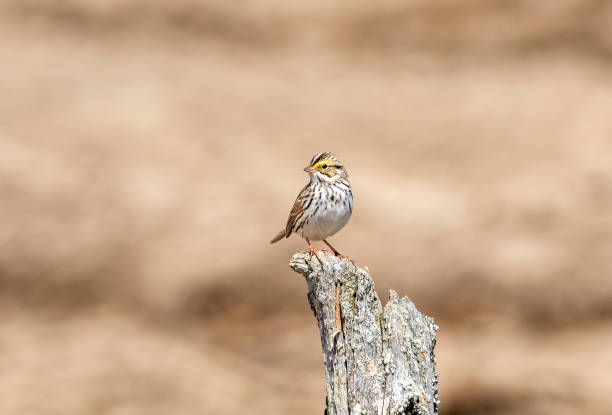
[290,252,439,415]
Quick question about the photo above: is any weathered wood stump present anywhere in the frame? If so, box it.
[290,252,439,415]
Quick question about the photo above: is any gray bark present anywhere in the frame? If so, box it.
[290,252,439,415]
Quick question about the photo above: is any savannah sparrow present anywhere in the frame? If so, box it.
[270,152,353,261]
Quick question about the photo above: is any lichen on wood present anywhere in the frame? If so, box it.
[290,252,439,415]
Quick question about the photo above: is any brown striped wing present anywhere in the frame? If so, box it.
[285,183,312,238]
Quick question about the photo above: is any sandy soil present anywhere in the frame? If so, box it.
[1,1,612,414]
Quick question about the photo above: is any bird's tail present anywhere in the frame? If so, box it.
[270,228,287,244]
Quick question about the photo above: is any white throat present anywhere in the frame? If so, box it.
[310,172,335,184]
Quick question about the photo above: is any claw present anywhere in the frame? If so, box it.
[322,239,354,263]
[306,238,324,267]
[337,254,355,263]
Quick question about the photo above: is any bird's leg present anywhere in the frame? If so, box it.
[323,239,341,256]
[323,239,354,262]
[306,238,324,266]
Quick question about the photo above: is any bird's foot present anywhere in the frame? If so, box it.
[335,253,355,263]
[322,240,353,262]
[309,246,324,267]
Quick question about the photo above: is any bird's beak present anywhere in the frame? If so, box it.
[304,166,315,174]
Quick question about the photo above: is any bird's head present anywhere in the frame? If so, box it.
[304,152,348,183]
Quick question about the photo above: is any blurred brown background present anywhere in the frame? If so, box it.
[1,0,612,414]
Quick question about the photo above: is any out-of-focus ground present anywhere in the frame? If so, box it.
[1,1,612,414]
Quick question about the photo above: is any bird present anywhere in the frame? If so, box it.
[270,152,353,263]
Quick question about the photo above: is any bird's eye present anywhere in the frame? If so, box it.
[322,164,328,169]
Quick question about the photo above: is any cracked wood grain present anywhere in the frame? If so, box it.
[290,252,439,415]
